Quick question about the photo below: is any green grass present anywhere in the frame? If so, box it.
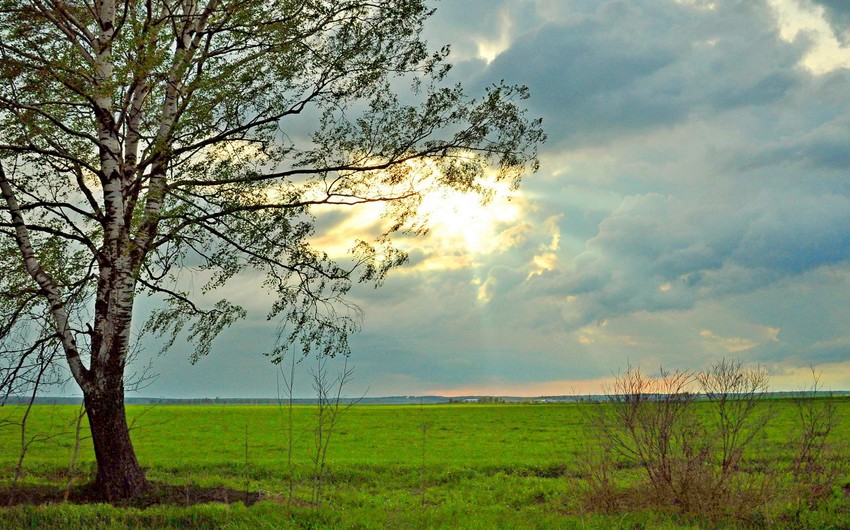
[1,401,849,529]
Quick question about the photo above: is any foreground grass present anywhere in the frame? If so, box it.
[1,401,849,528]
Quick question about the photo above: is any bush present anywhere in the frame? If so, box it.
[583,359,845,521]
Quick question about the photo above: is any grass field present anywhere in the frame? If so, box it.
[1,400,849,529]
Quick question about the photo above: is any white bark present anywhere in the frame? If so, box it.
[134,0,219,252]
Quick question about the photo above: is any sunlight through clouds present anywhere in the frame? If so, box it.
[528,214,562,278]
[307,163,529,274]
[417,179,522,258]
[474,10,514,64]
[768,0,850,74]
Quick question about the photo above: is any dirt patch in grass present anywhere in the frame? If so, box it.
[480,463,571,478]
[0,482,262,508]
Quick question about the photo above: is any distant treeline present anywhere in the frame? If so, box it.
[3,391,848,406]
[2,396,452,406]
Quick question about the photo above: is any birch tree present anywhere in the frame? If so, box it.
[0,0,543,501]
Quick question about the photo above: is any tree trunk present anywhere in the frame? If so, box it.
[84,382,150,501]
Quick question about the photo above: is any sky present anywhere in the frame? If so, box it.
[129,0,850,399]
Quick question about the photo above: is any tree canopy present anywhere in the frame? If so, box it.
[0,0,543,500]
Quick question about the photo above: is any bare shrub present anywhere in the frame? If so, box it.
[310,355,362,507]
[590,365,705,509]
[585,359,774,516]
[695,359,773,515]
[584,358,850,522]
[786,369,848,510]
[276,350,299,507]
[1,339,69,503]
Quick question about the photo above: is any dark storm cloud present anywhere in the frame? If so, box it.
[475,1,804,146]
[484,21,680,144]
[524,188,850,328]
[732,193,850,272]
[811,0,850,38]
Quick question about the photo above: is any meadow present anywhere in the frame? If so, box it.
[1,400,849,529]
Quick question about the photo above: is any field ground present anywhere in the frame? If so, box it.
[1,401,850,528]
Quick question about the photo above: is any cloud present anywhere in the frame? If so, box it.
[770,0,850,74]
[477,265,527,303]
[699,329,759,353]
[471,0,805,147]
[519,187,850,329]
[133,0,850,397]
[731,192,850,273]
[810,0,850,38]
[483,19,679,145]
[316,0,850,392]
[767,359,850,391]
[425,0,546,62]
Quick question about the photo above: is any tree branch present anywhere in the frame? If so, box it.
[0,162,91,391]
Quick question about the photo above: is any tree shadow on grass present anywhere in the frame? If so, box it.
[0,482,262,508]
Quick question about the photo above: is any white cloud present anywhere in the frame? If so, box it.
[769,0,850,74]
[699,329,758,353]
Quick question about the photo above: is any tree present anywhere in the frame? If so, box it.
[0,0,543,501]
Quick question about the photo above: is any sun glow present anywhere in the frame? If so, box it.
[427,376,621,397]
[308,155,527,270]
[416,181,521,257]
[473,10,514,64]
